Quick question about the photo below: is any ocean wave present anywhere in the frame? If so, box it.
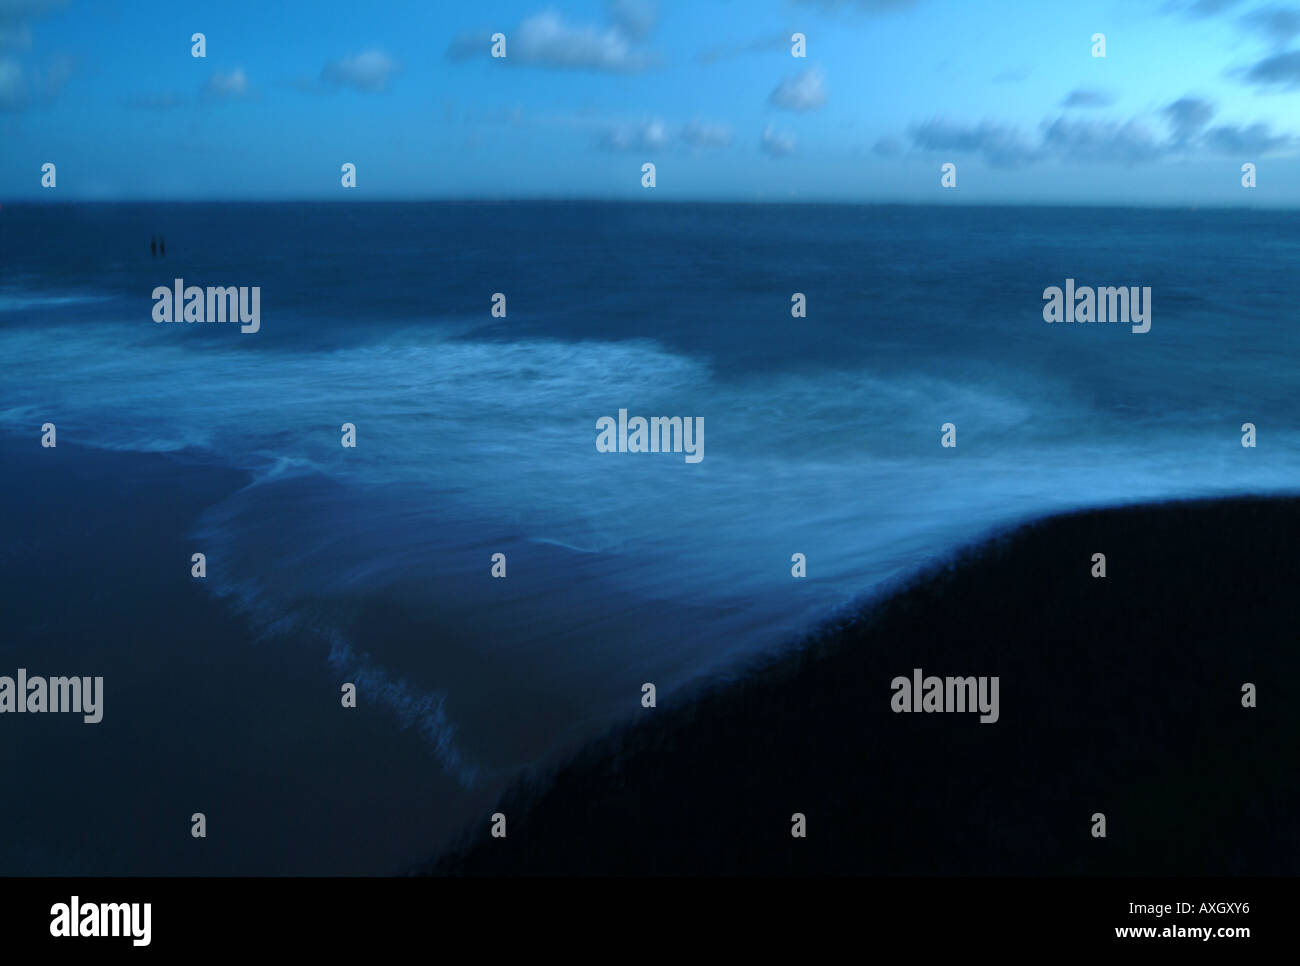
[0,290,115,313]
[192,562,481,788]
[5,316,1300,780]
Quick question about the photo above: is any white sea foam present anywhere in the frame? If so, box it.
[3,316,1298,777]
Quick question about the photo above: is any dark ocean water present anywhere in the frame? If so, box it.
[2,202,1298,862]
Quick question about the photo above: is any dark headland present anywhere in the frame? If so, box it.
[426,496,1300,876]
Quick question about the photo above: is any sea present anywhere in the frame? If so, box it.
[2,201,1297,871]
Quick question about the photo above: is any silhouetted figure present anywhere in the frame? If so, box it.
[150,236,157,258]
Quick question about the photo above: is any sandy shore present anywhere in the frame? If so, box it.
[0,435,499,874]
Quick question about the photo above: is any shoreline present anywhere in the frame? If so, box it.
[5,432,1296,875]
[427,493,1300,876]
[0,435,500,874]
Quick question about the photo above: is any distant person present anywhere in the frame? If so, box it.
[150,236,157,258]
[159,237,165,257]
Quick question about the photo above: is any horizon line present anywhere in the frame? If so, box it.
[4,197,1297,212]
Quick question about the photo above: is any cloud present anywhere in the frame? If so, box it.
[872,136,903,156]
[321,49,399,92]
[1164,0,1248,16]
[769,66,827,111]
[607,0,657,41]
[447,11,657,73]
[1061,88,1115,108]
[598,117,670,152]
[1238,5,1300,43]
[567,112,732,152]
[682,118,733,148]
[0,50,69,111]
[1162,96,1215,141]
[1242,48,1300,87]
[204,67,250,100]
[1167,0,1300,49]
[516,12,651,71]
[760,124,797,158]
[1038,118,1166,164]
[908,119,1042,167]
[1201,122,1293,153]
[892,99,1293,167]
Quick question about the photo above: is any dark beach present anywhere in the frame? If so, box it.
[0,435,503,875]
[4,438,1297,877]
[429,494,1300,876]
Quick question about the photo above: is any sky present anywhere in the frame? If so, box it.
[2,0,1300,204]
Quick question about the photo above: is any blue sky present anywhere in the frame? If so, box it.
[3,0,1300,203]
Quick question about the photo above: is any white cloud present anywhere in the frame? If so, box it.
[769,67,827,112]
[321,49,399,93]
[448,10,657,73]
[516,11,651,71]
[600,117,670,152]
[760,124,797,157]
[682,118,733,148]
[204,67,250,100]
[889,102,1296,167]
